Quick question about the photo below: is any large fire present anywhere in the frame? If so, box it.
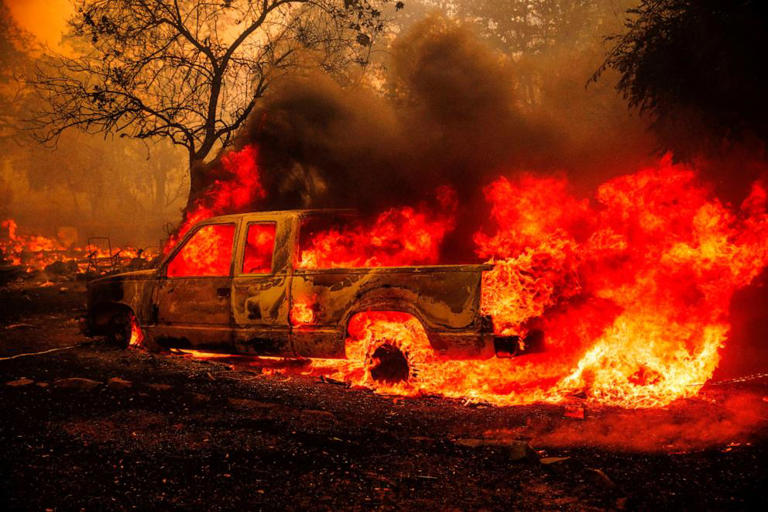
[166,224,236,277]
[165,145,266,253]
[300,157,768,408]
[158,145,268,277]
[161,147,768,408]
[13,137,761,409]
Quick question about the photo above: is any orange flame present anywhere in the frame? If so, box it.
[290,296,316,326]
[301,157,768,408]
[299,187,457,269]
[166,145,265,253]
[166,224,235,277]
[1,219,157,273]
[70,142,766,410]
[129,315,144,348]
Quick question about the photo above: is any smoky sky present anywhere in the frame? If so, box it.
[234,15,570,216]
[209,13,663,260]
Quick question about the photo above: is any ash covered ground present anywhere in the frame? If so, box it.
[1,283,767,511]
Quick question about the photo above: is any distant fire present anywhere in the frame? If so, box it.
[0,219,156,274]
[1,219,66,267]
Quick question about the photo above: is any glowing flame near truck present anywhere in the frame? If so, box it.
[315,157,768,407]
[124,143,768,408]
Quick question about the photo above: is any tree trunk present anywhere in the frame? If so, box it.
[152,166,166,215]
[185,157,209,213]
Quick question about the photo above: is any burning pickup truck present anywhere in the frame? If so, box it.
[85,210,534,382]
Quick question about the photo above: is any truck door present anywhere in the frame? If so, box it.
[231,219,292,354]
[152,222,237,348]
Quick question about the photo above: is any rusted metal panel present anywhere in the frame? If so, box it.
[291,267,485,330]
[292,329,345,358]
[140,276,232,348]
[231,274,292,354]
[232,275,290,324]
[155,277,231,326]
[289,266,489,357]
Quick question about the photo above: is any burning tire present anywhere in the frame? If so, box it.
[346,311,433,386]
[105,310,148,350]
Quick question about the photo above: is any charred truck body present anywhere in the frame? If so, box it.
[85,210,535,376]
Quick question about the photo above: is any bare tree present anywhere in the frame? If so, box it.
[29,0,393,208]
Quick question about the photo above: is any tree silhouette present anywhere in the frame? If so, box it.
[595,0,768,158]
[29,0,393,208]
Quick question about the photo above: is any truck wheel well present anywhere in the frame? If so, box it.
[344,310,432,357]
[91,303,135,332]
[345,310,427,340]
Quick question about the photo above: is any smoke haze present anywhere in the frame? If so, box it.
[244,14,655,214]
[2,1,658,247]
[211,12,653,259]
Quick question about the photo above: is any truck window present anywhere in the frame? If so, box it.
[167,223,235,277]
[242,222,276,274]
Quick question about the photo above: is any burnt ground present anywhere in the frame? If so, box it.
[1,282,768,511]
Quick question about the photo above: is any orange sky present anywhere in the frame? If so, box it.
[6,0,73,50]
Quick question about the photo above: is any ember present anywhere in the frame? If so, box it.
[290,296,316,326]
[129,314,144,348]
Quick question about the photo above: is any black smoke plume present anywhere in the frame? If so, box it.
[228,15,652,215]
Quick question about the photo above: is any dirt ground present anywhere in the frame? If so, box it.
[1,282,767,511]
